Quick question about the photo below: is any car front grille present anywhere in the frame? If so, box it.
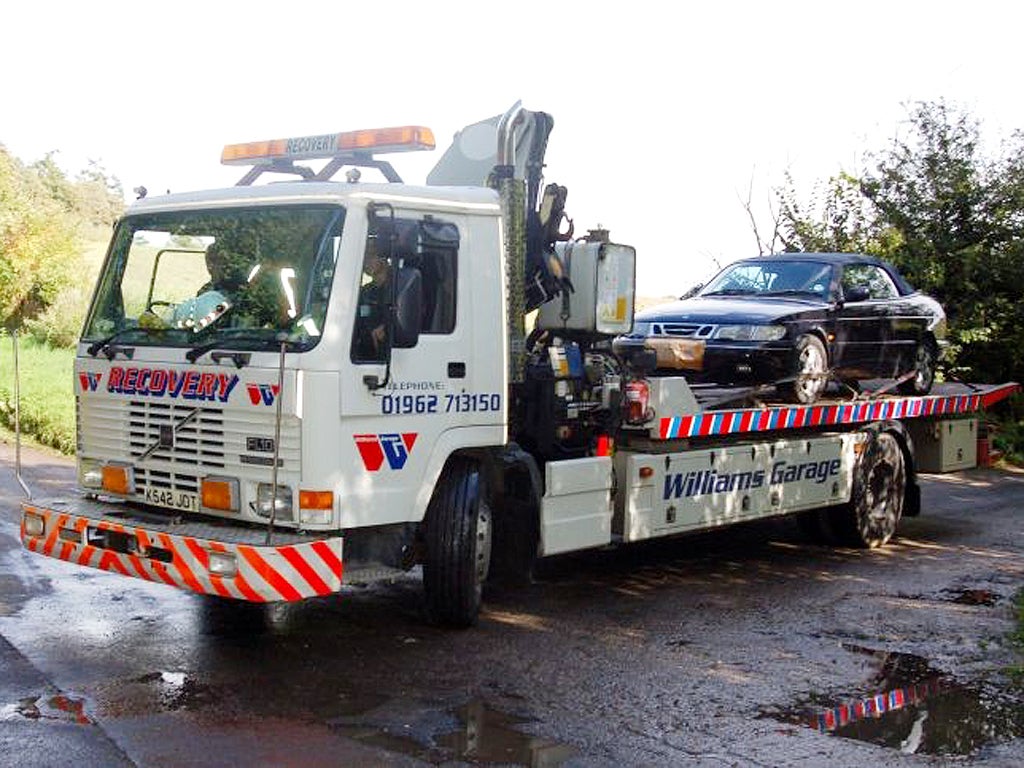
[652,322,716,338]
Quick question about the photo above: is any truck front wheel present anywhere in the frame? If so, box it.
[831,431,905,548]
[423,457,492,627]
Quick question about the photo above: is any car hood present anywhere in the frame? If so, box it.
[636,295,827,325]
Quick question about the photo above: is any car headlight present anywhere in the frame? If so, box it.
[630,321,651,337]
[713,324,787,341]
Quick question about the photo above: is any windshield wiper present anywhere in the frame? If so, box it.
[762,289,824,298]
[86,326,161,358]
[703,288,756,296]
[185,331,304,363]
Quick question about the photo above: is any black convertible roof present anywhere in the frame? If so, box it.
[739,252,916,295]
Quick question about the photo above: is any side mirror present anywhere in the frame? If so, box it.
[392,267,423,348]
[844,284,870,303]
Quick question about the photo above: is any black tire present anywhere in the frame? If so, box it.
[828,430,905,548]
[780,334,829,404]
[488,495,538,588]
[423,457,492,627]
[897,341,936,395]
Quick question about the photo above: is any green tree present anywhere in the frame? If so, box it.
[0,146,77,330]
[74,158,124,229]
[777,170,901,257]
[775,100,1024,385]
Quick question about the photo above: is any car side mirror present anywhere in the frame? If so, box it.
[844,284,870,303]
[392,266,422,348]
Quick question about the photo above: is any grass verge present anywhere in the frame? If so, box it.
[0,336,76,454]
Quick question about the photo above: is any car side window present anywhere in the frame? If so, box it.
[842,264,898,300]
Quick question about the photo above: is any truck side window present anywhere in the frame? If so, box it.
[351,236,390,363]
[414,218,458,334]
[350,216,459,363]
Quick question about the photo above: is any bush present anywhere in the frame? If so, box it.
[24,282,91,348]
[985,393,1024,466]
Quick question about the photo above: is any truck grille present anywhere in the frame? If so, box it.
[77,397,301,482]
[128,401,226,465]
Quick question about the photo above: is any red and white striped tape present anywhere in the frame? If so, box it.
[20,506,343,602]
[657,384,1019,441]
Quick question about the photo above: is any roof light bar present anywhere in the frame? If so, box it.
[221,126,436,166]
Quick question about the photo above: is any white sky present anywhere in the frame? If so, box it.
[3,0,1022,296]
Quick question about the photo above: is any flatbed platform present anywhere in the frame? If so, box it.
[655,382,1019,441]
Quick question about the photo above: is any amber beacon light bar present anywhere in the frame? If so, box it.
[221,126,436,165]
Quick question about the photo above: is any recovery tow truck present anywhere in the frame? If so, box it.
[19,104,1020,626]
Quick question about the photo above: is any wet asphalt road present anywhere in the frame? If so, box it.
[1,438,1023,767]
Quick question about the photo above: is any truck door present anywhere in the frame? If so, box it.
[338,209,504,529]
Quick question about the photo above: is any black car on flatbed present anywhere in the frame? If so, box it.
[616,253,946,403]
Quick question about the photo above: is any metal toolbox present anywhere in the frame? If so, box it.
[907,417,977,472]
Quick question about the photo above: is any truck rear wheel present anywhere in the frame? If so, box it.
[831,430,905,548]
[423,457,492,627]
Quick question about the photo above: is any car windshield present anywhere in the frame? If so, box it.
[701,260,834,299]
[82,204,345,352]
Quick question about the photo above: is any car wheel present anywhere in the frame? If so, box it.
[897,341,936,396]
[780,334,828,404]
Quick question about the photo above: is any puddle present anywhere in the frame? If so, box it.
[0,694,92,725]
[132,670,217,712]
[437,701,577,765]
[335,699,577,766]
[766,644,1024,755]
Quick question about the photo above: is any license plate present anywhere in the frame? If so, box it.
[646,338,706,371]
[143,487,199,512]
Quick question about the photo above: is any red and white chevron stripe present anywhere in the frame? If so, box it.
[20,506,343,602]
[657,383,1019,441]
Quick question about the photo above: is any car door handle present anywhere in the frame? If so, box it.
[448,362,466,379]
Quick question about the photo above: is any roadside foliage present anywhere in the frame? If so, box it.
[775,101,1024,461]
[0,145,121,448]
[776,101,1024,387]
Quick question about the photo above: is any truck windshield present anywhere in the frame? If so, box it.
[83,204,345,352]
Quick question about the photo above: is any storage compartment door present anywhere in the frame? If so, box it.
[540,457,613,556]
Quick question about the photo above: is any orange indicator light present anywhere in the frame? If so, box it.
[201,477,239,512]
[299,491,334,510]
[102,465,133,495]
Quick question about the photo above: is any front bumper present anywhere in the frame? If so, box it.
[21,497,343,602]
[698,341,792,383]
[617,336,793,384]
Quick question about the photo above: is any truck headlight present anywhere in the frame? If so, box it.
[79,459,103,489]
[713,324,786,341]
[256,484,293,521]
